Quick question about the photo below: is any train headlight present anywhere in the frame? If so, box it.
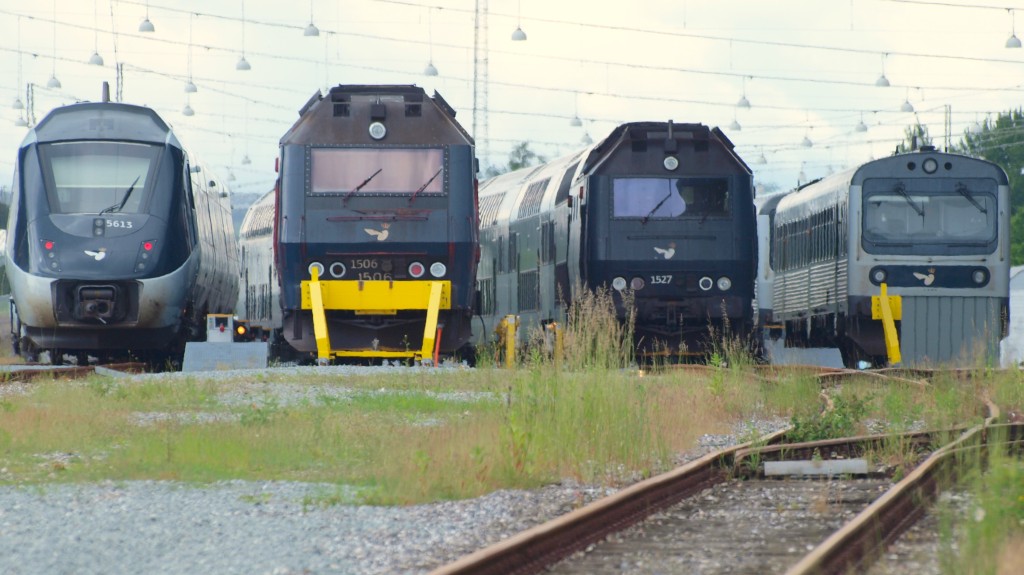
[698,276,714,291]
[368,121,387,140]
[972,268,988,285]
[630,277,645,290]
[717,276,732,291]
[663,156,679,171]
[871,267,887,285]
[612,277,627,291]
[429,262,447,278]
[409,261,426,278]
[923,158,938,174]
[328,262,346,278]
[308,261,325,279]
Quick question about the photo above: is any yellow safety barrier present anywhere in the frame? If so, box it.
[546,322,563,367]
[503,315,517,369]
[300,273,450,364]
[871,282,902,365]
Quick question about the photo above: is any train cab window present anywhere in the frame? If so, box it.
[40,141,157,215]
[612,177,729,219]
[309,148,445,196]
[862,178,998,253]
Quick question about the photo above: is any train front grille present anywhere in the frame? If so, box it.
[899,295,1004,367]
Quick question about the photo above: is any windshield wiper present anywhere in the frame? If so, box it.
[892,182,924,217]
[956,182,987,214]
[641,190,674,225]
[409,167,442,204]
[343,168,382,204]
[99,175,140,215]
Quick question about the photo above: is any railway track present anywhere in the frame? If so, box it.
[430,368,1024,575]
[0,362,147,381]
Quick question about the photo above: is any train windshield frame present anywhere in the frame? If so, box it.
[861,177,997,254]
[611,177,730,220]
[309,147,446,197]
[38,141,160,215]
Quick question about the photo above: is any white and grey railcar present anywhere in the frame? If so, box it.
[769,148,1009,367]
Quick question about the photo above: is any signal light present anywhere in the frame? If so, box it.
[409,261,425,278]
[233,320,253,342]
[44,240,54,250]
[143,241,153,251]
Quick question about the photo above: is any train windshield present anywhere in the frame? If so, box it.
[612,177,730,220]
[39,141,158,215]
[862,178,997,251]
[309,148,445,196]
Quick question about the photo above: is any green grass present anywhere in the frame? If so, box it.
[0,288,1020,509]
[937,432,1024,575]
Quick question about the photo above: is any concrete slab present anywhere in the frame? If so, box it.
[764,458,869,477]
[182,342,269,372]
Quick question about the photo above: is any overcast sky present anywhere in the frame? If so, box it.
[2,0,1024,198]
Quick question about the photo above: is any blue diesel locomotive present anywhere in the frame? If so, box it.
[475,121,758,357]
[245,84,478,363]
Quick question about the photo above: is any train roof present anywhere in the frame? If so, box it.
[755,191,790,215]
[280,84,474,147]
[850,148,1008,185]
[583,121,751,175]
[22,101,179,148]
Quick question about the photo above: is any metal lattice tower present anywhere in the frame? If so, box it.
[473,0,489,170]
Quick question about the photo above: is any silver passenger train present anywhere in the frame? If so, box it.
[3,97,239,365]
[760,147,1009,367]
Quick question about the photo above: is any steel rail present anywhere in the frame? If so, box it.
[429,428,791,575]
[786,419,1024,575]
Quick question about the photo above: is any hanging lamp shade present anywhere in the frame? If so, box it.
[241,154,252,165]
[12,97,23,110]
[757,153,767,165]
[569,115,582,127]
[875,74,890,87]
[47,75,61,89]
[900,99,914,113]
[236,55,251,70]
[511,26,527,41]
[139,18,154,32]
[184,80,197,93]
[729,119,741,131]
[424,61,438,76]
[304,22,319,36]
[581,132,593,145]
[856,119,868,132]
[801,136,813,148]
[88,51,104,66]
[736,95,751,108]
[182,103,194,116]
[14,116,27,127]
[1007,34,1022,48]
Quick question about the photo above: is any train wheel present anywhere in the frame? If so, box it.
[22,345,39,363]
[838,339,870,369]
[455,344,477,367]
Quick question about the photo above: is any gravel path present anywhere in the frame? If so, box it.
[0,366,789,575]
[0,480,604,575]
